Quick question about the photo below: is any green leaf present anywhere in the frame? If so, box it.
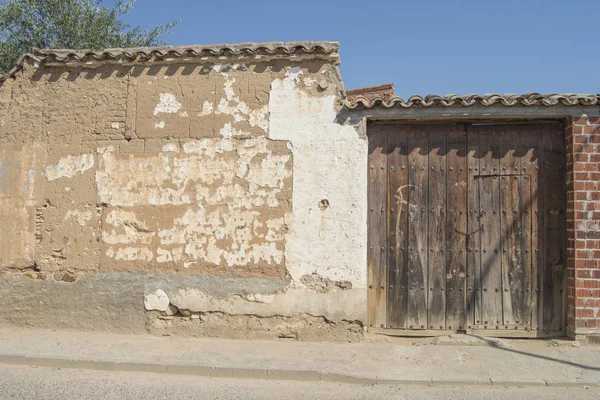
[0,0,179,74]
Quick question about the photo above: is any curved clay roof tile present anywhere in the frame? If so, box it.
[345,93,600,109]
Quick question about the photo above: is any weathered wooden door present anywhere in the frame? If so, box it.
[368,122,566,337]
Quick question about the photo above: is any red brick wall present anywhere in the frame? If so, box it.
[565,115,600,339]
[346,84,395,102]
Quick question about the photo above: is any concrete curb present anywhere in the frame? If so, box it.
[0,354,598,388]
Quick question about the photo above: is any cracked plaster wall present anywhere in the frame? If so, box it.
[0,56,368,329]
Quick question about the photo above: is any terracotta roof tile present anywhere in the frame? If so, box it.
[346,84,395,102]
[345,93,600,109]
[33,41,339,63]
[2,41,339,79]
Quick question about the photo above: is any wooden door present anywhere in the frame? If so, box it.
[368,121,566,337]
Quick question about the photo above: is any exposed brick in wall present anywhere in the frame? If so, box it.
[346,83,395,102]
[565,115,600,338]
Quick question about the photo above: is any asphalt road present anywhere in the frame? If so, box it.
[0,364,598,400]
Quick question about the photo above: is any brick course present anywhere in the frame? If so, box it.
[565,115,600,338]
[346,83,395,102]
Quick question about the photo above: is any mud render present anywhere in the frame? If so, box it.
[0,42,598,342]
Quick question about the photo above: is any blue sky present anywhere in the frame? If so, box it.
[122,0,599,97]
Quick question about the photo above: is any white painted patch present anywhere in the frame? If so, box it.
[162,143,179,152]
[144,289,170,312]
[111,122,120,129]
[96,138,290,208]
[578,220,600,232]
[45,154,94,181]
[96,145,115,154]
[156,247,183,263]
[248,105,269,131]
[279,66,303,90]
[268,67,368,288]
[245,293,276,303]
[213,75,268,132]
[65,210,93,226]
[102,209,155,245]
[154,121,165,129]
[157,208,285,267]
[198,101,214,116]
[168,287,366,322]
[105,246,153,262]
[95,135,290,268]
[303,77,316,87]
[223,76,236,100]
[153,93,182,116]
[219,122,246,139]
[156,248,172,263]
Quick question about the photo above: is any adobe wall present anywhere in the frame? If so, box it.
[0,53,368,340]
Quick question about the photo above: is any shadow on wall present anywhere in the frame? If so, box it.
[31,60,328,83]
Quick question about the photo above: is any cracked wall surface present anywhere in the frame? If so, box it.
[0,53,368,333]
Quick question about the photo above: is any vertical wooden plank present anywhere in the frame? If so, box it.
[407,126,429,329]
[498,127,524,328]
[520,126,540,331]
[387,126,409,329]
[539,124,553,332]
[466,125,481,330]
[446,124,468,330]
[476,126,503,329]
[428,125,447,330]
[546,123,566,331]
[367,124,388,328]
[520,173,534,330]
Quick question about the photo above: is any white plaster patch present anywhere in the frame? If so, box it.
[157,208,285,267]
[248,105,269,131]
[168,287,367,322]
[219,122,247,139]
[96,138,290,208]
[106,246,153,262]
[162,143,180,152]
[223,76,236,100]
[268,67,368,288]
[156,248,172,263]
[217,97,249,122]
[96,145,115,154]
[156,247,183,263]
[245,293,276,303]
[65,210,93,226]
[213,75,268,131]
[182,139,221,156]
[95,136,290,269]
[155,121,165,129]
[153,93,182,116]
[198,101,214,116]
[279,66,303,90]
[578,220,600,232]
[111,122,120,129]
[144,289,170,312]
[102,209,155,245]
[45,154,94,181]
[303,77,316,87]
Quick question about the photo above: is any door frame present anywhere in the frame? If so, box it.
[366,118,568,338]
